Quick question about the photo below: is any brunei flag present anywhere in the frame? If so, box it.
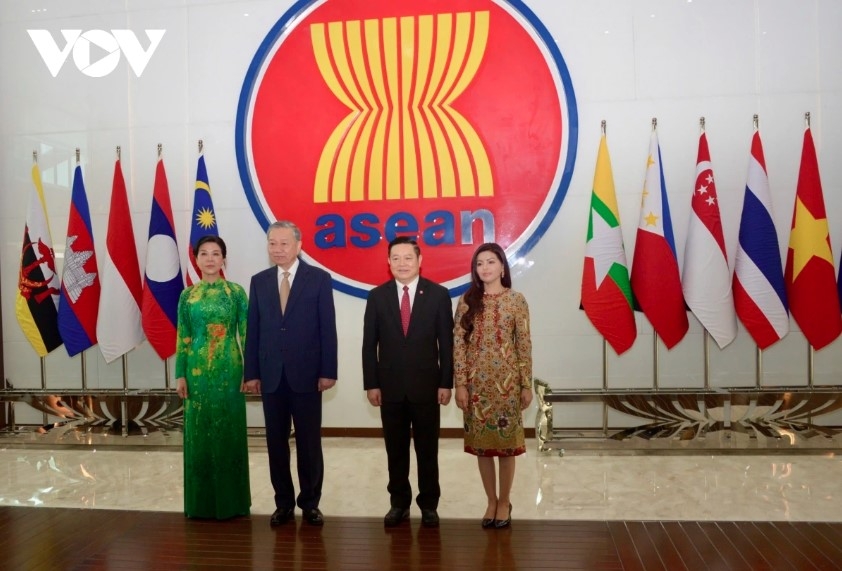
[186,154,222,285]
[630,129,689,349]
[784,126,842,350]
[581,133,636,354]
[16,163,63,356]
[58,164,100,356]
[141,157,184,359]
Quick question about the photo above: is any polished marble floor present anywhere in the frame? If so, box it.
[2,437,842,523]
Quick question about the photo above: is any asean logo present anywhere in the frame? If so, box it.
[236,0,577,298]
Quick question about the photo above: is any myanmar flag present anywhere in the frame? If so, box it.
[784,126,842,350]
[581,133,636,354]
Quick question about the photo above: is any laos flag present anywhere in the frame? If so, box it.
[58,164,100,356]
[141,157,184,359]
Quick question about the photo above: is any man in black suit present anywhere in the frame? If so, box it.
[244,220,338,527]
[362,236,454,528]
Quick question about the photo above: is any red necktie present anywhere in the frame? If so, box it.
[400,285,411,336]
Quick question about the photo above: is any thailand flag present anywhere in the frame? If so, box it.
[58,164,100,356]
[186,154,222,285]
[733,130,789,349]
[630,129,688,349]
[141,158,184,359]
[97,158,144,364]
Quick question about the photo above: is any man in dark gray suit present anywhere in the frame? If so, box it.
[362,236,454,528]
[244,220,338,527]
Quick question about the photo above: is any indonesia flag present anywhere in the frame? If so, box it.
[733,130,789,349]
[141,158,184,359]
[186,154,222,285]
[58,164,100,356]
[581,133,636,354]
[681,131,737,348]
[630,128,688,349]
[784,126,842,350]
[97,158,144,363]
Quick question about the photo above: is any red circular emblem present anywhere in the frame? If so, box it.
[237,0,577,297]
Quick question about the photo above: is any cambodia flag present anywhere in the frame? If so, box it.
[58,164,100,356]
[733,130,789,349]
[141,158,184,359]
[784,126,841,350]
[186,154,222,285]
[630,129,688,349]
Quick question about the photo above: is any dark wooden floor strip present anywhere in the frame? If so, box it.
[2,507,842,570]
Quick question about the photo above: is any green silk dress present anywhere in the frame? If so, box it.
[175,279,251,519]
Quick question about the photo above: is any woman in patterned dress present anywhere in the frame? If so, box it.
[175,235,251,519]
[453,243,533,529]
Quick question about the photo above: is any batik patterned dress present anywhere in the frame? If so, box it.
[175,279,251,519]
[453,289,532,457]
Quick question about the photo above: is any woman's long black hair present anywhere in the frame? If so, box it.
[459,243,511,343]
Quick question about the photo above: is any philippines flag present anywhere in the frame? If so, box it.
[97,158,144,363]
[141,157,184,359]
[784,126,842,350]
[681,131,737,348]
[58,164,100,356]
[630,129,688,349]
[186,155,222,285]
[733,130,789,349]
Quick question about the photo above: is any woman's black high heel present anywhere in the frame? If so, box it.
[481,517,495,528]
[494,503,512,529]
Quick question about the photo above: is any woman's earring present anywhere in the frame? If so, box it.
[501,270,505,278]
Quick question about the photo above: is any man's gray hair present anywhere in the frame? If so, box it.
[267,220,301,242]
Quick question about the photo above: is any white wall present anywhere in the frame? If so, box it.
[2,0,841,429]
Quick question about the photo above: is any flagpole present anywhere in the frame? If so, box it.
[600,338,609,437]
[756,347,762,388]
[653,333,659,390]
[807,343,814,388]
[703,331,710,390]
[164,357,171,390]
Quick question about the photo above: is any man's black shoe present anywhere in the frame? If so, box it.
[420,509,439,528]
[270,507,295,527]
[383,507,410,527]
[302,508,325,526]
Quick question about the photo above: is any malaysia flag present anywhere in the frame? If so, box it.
[630,128,688,349]
[186,154,222,285]
[141,157,184,360]
[97,157,144,363]
[733,130,789,349]
[58,164,100,356]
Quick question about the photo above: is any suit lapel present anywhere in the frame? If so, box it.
[407,278,431,335]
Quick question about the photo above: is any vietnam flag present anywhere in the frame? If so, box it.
[186,154,222,285]
[581,133,636,354]
[141,157,184,359]
[97,157,144,363]
[16,162,62,356]
[784,126,842,350]
[681,131,736,349]
[58,164,100,356]
[630,129,688,349]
